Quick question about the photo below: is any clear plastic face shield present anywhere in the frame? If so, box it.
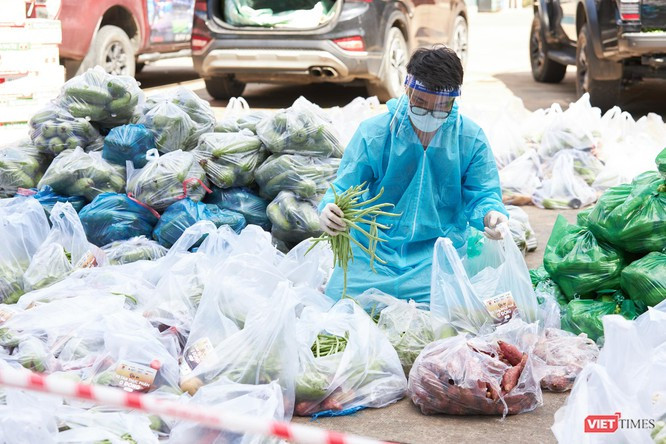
[391,74,461,136]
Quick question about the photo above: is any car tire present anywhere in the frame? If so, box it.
[529,17,566,83]
[450,15,469,68]
[135,62,145,73]
[366,27,409,102]
[204,76,247,100]
[576,24,621,111]
[78,25,136,77]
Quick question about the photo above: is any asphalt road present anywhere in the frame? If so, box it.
[132,7,661,444]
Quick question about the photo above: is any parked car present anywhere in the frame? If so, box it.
[530,0,666,110]
[34,0,196,78]
[191,0,469,101]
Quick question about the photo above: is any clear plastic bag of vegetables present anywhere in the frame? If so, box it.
[55,66,144,127]
[179,283,299,406]
[205,186,271,230]
[152,198,246,248]
[0,139,49,198]
[560,294,645,343]
[29,104,102,156]
[38,147,126,201]
[506,205,538,255]
[621,252,666,307]
[588,169,666,254]
[293,299,406,417]
[102,236,167,265]
[23,202,106,292]
[538,94,600,158]
[543,215,625,300]
[255,154,340,200]
[430,224,540,335]
[79,193,160,247]
[499,149,543,206]
[256,97,343,158]
[15,186,87,220]
[0,198,50,304]
[102,123,155,169]
[214,96,249,133]
[532,328,599,392]
[356,289,457,376]
[126,149,210,212]
[88,310,180,393]
[532,150,597,210]
[193,130,266,188]
[408,320,542,416]
[0,389,59,444]
[169,379,285,444]
[267,191,321,244]
[135,87,215,153]
[55,408,158,444]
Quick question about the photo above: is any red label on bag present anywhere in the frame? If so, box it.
[483,291,517,324]
[113,360,156,393]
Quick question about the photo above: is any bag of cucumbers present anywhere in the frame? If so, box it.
[29,104,102,156]
[55,66,144,127]
[38,147,126,201]
[267,190,321,244]
[0,139,49,198]
[255,153,339,200]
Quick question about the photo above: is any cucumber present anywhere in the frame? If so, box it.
[107,79,128,97]
[65,85,113,106]
[69,103,107,121]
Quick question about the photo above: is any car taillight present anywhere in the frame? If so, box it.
[195,0,208,12]
[191,35,212,52]
[619,0,640,21]
[333,36,366,51]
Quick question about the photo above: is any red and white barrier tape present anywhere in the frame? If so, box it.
[0,367,393,444]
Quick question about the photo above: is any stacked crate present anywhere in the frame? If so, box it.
[0,0,64,126]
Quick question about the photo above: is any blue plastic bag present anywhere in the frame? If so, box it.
[102,124,154,168]
[205,186,271,230]
[79,193,160,247]
[18,186,87,219]
[153,198,247,248]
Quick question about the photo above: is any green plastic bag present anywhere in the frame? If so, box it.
[529,266,550,287]
[576,207,593,228]
[589,170,666,254]
[544,215,624,300]
[561,295,644,342]
[657,147,666,180]
[621,252,666,307]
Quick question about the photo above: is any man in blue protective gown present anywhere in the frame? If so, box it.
[318,46,509,304]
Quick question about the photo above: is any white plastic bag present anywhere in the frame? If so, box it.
[23,202,106,292]
[539,94,601,158]
[430,224,539,335]
[532,150,598,209]
[499,149,543,205]
[294,299,406,416]
[506,205,538,254]
[0,197,50,304]
[278,239,333,291]
[327,96,380,148]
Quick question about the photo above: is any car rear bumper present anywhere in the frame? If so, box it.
[618,32,666,55]
[193,39,383,83]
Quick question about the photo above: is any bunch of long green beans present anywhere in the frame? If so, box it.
[311,332,349,358]
[307,183,400,298]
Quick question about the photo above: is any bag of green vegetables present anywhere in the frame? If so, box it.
[0,139,49,197]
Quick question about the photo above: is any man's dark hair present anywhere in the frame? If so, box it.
[406,46,463,92]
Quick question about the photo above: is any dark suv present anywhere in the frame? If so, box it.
[191,0,469,101]
[530,0,666,110]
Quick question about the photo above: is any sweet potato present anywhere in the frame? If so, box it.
[498,341,523,366]
[501,353,528,393]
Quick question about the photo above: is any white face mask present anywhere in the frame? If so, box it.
[408,107,448,133]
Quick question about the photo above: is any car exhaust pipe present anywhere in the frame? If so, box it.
[310,67,323,77]
[322,67,338,77]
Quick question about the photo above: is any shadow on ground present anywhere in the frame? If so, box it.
[495,71,666,118]
[136,65,200,89]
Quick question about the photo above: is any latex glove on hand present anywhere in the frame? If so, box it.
[320,203,346,236]
[483,211,508,240]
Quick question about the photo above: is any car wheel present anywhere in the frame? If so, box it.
[79,25,136,77]
[529,17,566,83]
[576,24,621,111]
[205,76,247,100]
[366,27,408,102]
[451,15,469,68]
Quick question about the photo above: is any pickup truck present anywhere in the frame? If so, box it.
[530,0,666,110]
[31,0,195,78]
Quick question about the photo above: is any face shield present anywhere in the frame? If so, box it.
[391,74,461,135]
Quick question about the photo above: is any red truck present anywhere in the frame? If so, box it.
[32,0,195,78]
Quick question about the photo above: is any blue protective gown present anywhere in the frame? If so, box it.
[318,97,508,304]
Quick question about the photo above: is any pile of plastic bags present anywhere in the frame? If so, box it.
[466,94,666,210]
[534,149,666,343]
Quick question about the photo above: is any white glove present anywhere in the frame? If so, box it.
[483,211,508,240]
[320,203,346,236]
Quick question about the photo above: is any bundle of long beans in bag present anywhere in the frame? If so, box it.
[307,183,400,297]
